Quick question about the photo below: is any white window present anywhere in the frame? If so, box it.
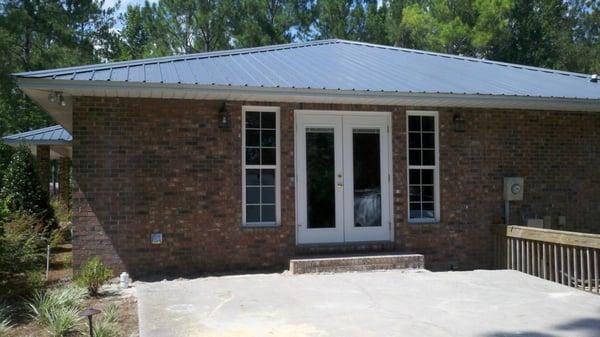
[407,111,440,223]
[242,106,281,226]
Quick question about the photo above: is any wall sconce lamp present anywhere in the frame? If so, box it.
[218,103,230,129]
[453,112,465,132]
[47,92,67,107]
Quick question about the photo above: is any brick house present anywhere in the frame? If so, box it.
[14,39,600,277]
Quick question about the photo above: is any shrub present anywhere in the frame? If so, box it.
[0,212,45,301]
[45,305,80,337]
[75,257,113,296]
[0,146,55,227]
[50,198,71,224]
[27,285,87,327]
[91,303,120,337]
[0,143,14,195]
[92,319,118,337]
[102,303,119,324]
[50,223,72,248]
[47,285,87,309]
[0,304,12,337]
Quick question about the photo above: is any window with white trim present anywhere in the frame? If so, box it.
[242,107,280,226]
[407,111,439,222]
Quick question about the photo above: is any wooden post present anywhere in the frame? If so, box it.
[587,249,591,292]
[506,237,511,270]
[567,248,572,287]
[573,247,579,288]
[526,241,530,274]
[532,241,536,276]
[516,239,521,271]
[510,238,514,270]
[581,248,585,290]
[560,246,565,285]
[594,250,598,293]
[521,240,527,272]
[536,242,543,277]
[542,243,547,280]
[553,245,560,282]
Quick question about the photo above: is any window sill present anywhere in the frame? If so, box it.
[240,223,281,231]
[408,220,441,225]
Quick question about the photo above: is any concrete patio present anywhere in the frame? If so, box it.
[136,269,600,337]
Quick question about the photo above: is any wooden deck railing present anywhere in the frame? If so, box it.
[494,225,599,294]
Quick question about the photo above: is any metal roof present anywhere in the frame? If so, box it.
[2,125,72,145]
[14,39,600,100]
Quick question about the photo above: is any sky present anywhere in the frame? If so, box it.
[103,0,158,14]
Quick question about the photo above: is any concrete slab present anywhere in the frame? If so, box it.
[137,270,600,337]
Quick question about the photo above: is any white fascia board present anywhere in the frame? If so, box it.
[17,78,600,130]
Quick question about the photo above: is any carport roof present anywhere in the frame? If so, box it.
[2,125,72,145]
[13,39,600,100]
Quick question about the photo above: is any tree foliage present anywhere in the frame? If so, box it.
[0,146,54,225]
[0,0,118,136]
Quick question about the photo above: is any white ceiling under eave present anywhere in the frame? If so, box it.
[18,77,600,134]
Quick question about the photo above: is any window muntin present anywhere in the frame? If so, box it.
[243,107,280,226]
[407,112,439,222]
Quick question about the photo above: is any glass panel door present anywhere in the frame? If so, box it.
[352,129,382,227]
[296,114,344,244]
[296,112,391,244]
[343,115,391,242]
[306,128,336,228]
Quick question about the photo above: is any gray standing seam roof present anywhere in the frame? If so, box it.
[2,125,72,144]
[13,39,600,100]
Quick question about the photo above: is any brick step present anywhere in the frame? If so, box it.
[289,253,425,274]
[294,241,395,255]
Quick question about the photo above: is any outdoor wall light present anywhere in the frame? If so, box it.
[47,92,67,107]
[453,112,465,132]
[218,103,230,128]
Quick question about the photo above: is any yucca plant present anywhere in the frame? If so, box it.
[45,306,80,337]
[48,285,87,309]
[0,319,11,337]
[102,303,119,324]
[0,304,12,337]
[92,319,119,337]
[27,286,87,327]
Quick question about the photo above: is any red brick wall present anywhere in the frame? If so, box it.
[72,97,600,276]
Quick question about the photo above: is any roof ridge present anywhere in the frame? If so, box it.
[13,39,341,78]
[334,39,590,79]
[14,38,592,80]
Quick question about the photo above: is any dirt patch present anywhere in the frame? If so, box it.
[47,243,73,284]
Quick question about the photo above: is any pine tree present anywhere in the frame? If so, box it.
[0,146,54,226]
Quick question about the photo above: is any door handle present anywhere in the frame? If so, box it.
[337,183,343,188]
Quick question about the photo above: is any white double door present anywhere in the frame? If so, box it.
[296,111,392,244]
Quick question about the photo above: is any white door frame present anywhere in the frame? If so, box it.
[294,110,394,245]
[295,114,345,244]
[342,115,392,242]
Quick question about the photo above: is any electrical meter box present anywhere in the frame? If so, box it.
[504,177,524,201]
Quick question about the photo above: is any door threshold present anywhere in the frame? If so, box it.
[295,240,395,256]
[296,240,393,248]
